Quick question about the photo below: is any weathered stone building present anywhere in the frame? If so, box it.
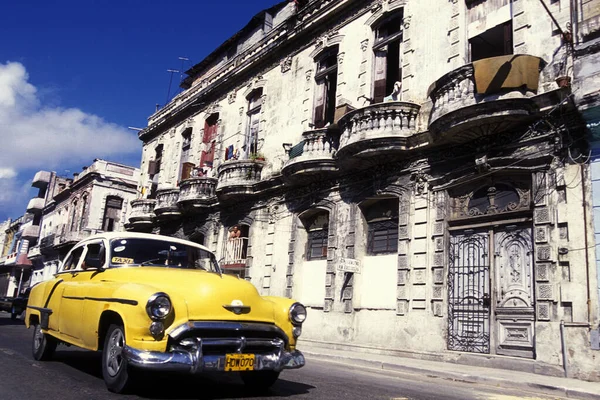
[29,160,140,286]
[129,0,600,380]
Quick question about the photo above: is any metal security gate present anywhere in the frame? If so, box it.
[448,231,491,354]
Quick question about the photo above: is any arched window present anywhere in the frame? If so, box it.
[102,196,123,232]
[70,200,78,231]
[361,197,399,255]
[79,194,88,231]
[301,210,329,261]
[468,184,520,216]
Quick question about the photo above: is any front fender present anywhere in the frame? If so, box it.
[87,282,184,352]
[263,296,299,349]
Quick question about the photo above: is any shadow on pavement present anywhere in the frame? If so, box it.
[55,349,314,398]
[0,313,25,326]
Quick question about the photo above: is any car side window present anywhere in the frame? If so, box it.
[62,247,84,272]
[82,242,106,270]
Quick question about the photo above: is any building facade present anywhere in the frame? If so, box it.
[129,0,600,381]
[29,160,140,286]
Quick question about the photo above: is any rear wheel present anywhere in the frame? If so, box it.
[102,324,133,393]
[240,370,280,391]
[32,323,57,361]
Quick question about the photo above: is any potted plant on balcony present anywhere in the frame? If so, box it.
[250,152,266,161]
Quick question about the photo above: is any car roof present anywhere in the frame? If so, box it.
[76,232,211,252]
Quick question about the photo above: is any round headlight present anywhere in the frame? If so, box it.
[289,303,307,325]
[146,293,172,320]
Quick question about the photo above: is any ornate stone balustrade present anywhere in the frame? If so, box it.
[154,188,181,220]
[128,199,156,229]
[337,101,421,167]
[178,177,218,211]
[282,128,339,185]
[428,55,542,142]
[216,160,265,202]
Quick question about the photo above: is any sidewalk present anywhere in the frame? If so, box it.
[298,339,600,400]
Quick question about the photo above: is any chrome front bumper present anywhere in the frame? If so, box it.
[123,341,305,373]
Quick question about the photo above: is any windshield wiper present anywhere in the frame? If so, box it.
[139,258,166,266]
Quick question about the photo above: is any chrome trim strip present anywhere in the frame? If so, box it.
[123,345,305,373]
[62,296,138,306]
[168,321,288,343]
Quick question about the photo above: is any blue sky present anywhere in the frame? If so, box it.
[0,0,278,221]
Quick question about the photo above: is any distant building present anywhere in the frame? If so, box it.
[129,0,600,381]
[0,216,29,297]
[28,159,140,286]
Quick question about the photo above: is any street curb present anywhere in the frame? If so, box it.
[303,350,600,400]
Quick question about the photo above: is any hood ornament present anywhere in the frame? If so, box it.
[223,299,251,315]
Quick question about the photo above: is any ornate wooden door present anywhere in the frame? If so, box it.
[493,226,535,358]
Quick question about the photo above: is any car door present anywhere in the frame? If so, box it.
[56,245,86,342]
[78,240,110,348]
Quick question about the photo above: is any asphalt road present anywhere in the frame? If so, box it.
[0,313,569,400]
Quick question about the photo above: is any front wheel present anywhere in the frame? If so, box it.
[102,324,133,393]
[240,370,280,392]
[32,323,57,361]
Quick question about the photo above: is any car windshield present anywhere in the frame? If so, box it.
[109,238,220,273]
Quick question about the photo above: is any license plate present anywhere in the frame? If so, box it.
[224,354,255,371]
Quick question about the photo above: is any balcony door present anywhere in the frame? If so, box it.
[448,225,534,358]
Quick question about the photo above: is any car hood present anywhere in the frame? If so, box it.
[101,267,276,323]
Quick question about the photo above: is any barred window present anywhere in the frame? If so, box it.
[301,210,329,261]
[362,197,399,255]
[368,219,398,254]
[307,229,328,260]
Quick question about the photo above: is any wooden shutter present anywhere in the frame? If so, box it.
[503,20,513,55]
[147,160,157,175]
[181,162,195,181]
[313,80,326,128]
[373,50,388,103]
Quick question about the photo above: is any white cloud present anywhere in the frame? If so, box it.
[0,61,140,171]
[0,61,141,217]
[0,168,17,179]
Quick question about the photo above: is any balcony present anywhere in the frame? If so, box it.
[221,237,248,268]
[28,245,41,259]
[32,170,51,189]
[281,128,339,185]
[428,54,543,143]
[154,188,181,221]
[22,225,40,240]
[26,197,45,214]
[216,160,265,202]
[128,199,156,230]
[178,177,218,212]
[337,101,420,169]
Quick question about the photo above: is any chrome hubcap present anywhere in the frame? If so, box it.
[106,329,124,377]
[33,326,43,351]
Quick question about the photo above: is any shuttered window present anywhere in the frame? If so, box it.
[373,13,403,103]
[246,89,263,156]
[102,197,123,232]
[313,48,338,128]
[201,114,219,166]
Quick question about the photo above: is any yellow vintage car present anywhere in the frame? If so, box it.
[25,232,306,393]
